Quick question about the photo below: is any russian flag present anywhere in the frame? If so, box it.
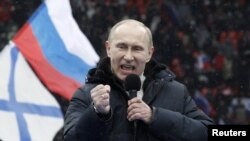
[0,0,99,140]
[13,0,99,100]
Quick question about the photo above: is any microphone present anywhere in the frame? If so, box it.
[124,74,141,141]
[124,74,141,98]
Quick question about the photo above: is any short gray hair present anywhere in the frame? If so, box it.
[108,19,153,48]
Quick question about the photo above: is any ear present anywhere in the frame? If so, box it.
[146,47,154,62]
[105,41,111,57]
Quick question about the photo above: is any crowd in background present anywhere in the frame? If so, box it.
[1,0,250,127]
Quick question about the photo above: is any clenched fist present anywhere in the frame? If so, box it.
[90,84,111,114]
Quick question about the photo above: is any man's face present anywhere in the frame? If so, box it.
[106,24,153,80]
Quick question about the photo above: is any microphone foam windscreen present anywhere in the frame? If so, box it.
[124,74,141,91]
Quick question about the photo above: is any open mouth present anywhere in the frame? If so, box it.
[121,64,135,71]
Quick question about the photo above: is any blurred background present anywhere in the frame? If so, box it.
[1,0,250,140]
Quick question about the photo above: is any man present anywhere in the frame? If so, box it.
[64,19,214,141]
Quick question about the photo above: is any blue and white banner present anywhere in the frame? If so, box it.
[0,42,63,141]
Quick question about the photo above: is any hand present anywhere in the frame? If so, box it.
[127,97,153,124]
[90,84,111,114]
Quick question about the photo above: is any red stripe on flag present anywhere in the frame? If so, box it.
[13,23,80,100]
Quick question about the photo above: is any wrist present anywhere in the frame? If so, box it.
[93,103,100,113]
[92,103,112,120]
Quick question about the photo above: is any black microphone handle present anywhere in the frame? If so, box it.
[129,90,137,99]
[133,120,138,141]
[129,90,138,141]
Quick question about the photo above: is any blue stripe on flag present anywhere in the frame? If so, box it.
[28,3,91,83]
[8,47,31,141]
[0,100,63,118]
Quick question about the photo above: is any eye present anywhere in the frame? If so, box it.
[116,43,127,49]
[133,46,144,51]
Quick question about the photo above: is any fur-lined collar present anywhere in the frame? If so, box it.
[85,57,175,90]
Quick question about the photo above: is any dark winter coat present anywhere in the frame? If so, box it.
[64,57,214,141]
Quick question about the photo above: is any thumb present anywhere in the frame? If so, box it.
[104,85,111,93]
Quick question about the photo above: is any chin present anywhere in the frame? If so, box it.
[117,71,138,80]
[119,76,127,81]
[113,73,125,81]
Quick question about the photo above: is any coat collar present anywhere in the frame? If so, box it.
[86,57,175,90]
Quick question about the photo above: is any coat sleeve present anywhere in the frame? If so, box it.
[63,85,112,141]
[147,85,214,141]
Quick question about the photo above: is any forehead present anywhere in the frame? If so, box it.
[111,24,149,44]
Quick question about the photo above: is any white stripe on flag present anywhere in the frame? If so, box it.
[0,43,12,101]
[0,111,20,141]
[24,114,63,141]
[46,0,99,66]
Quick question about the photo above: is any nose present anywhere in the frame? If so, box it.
[124,50,134,62]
